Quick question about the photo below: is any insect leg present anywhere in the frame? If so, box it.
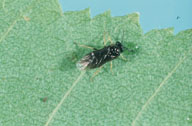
[107,36,113,44]
[103,32,108,46]
[120,54,127,61]
[103,32,114,46]
[103,32,115,73]
[74,42,97,50]
[106,35,115,73]
[110,61,114,75]
[90,66,103,81]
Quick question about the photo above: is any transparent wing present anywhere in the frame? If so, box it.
[76,55,91,70]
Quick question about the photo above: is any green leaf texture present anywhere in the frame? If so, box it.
[0,0,192,126]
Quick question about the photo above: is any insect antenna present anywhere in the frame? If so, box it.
[115,30,125,43]
[122,43,139,52]
[122,46,134,52]
[121,30,139,52]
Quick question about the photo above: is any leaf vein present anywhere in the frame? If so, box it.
[45,71,86,126]
[0,19,17,43]
[131,49,191,126]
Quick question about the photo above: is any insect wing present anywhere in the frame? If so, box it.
[76,54,92,70]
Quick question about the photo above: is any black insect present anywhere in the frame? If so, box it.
[40,97,48,102]
[76,41,131,70]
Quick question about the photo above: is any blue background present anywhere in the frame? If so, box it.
[59,0,192,34]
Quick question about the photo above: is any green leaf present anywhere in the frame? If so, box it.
[0,0,192,126]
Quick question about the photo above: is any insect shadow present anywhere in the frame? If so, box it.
[58,35,102,72]
[59,51,80,71]
[54,37,78,72]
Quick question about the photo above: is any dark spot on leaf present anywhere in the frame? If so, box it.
[59,51,79,71]
[35,77,41,81]
[40,97,48,102]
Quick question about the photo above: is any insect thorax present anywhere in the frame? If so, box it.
[108,46,122,58]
